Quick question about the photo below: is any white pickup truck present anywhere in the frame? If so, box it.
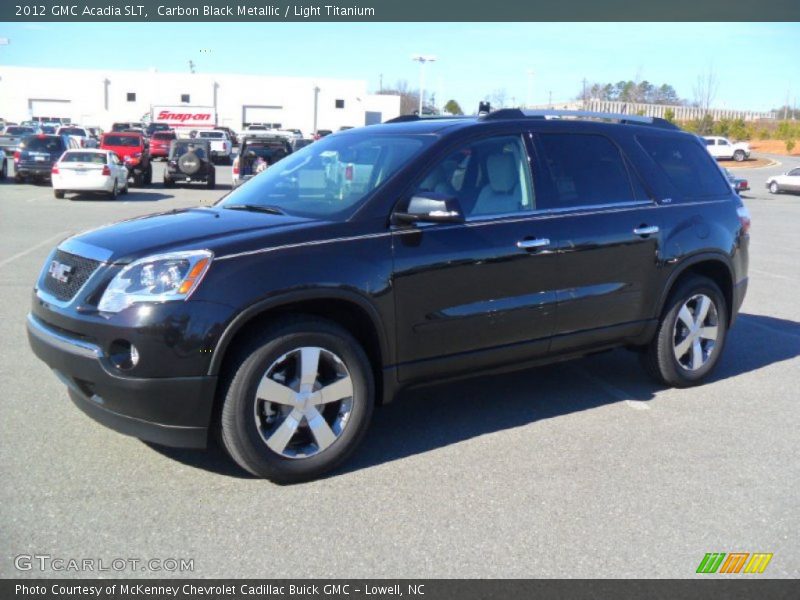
[702,136,751,162]
[197,130,233,165]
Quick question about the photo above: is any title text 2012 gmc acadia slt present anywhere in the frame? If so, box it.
[27,110,750,483]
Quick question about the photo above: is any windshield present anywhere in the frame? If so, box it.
[153,132,175,140]
[103,135,141,147]
[59,128,86,136]
[219,133,430,219]
[173,142,207,157]
[23,137,63,152]
[62,152,107,164]
[6,126,35,135]
[199,131,224,139]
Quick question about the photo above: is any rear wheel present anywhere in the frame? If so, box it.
[54,189,65,199]
[14,173,23,184]
[0,160,6,180]
[769,181,779,194]
[207,171,216,189]
[219,317,374,483]
[641,275,728,388]
[163,175,174,188]
[108,180,118,200]
[145,165,152,185]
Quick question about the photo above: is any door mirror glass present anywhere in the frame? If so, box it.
[395,192,465,224]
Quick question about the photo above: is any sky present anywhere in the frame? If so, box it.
[1,22,798,113]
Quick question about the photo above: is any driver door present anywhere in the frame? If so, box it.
[391,133,560,382]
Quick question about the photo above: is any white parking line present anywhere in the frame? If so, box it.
[0,231,70,269]
[567,365,651,410]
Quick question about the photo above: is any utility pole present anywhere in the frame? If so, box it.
[312,86,320,135]
[379,73,383,93]
[411,55,436,115]
[188,60,196,74]
[548,90,552,108]
[582,77,587,108]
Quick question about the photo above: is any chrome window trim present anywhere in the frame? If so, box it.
[58,238,114,263]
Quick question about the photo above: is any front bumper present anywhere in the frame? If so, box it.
[27,313,216,448]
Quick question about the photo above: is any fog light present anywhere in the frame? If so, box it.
[109,340,139,370]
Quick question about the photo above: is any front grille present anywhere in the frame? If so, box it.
[40,249,101,302]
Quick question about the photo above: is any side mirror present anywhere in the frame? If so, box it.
[394,193,465,225]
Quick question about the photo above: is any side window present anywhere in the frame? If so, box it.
[537,133,636,207]
[637,134,731,199]
[719,139,730,146]
[788,168,800,177]
[414,135,534,219]
[704,138,715,146]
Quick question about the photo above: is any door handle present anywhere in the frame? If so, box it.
[633,225,659,236]
[516,238,550,250]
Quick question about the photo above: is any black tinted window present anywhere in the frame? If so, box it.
[538,133,635,207]
[637,135,730,199]
[23,137,64,152]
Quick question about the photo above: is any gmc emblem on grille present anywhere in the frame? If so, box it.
[48,260,72,283]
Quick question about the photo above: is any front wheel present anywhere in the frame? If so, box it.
[733,150,746,162]
[641,275,728,388]
[219,317,374,483]
[769,181,779,194]
[54,189,65,199]
[108,180,118,199]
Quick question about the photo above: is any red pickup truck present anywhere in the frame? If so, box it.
[100,132,152,186]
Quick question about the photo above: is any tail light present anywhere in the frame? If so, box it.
[345,164,353,181]
[51,165,59,174]
[232,159,239,175]
[102,165,111,176]
[13,151,20,163]
[737,204,751,235]
[80,139,87,148]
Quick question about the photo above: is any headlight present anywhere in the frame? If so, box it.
[97,250,213,313]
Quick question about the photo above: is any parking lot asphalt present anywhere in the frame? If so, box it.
[1,155,798,578]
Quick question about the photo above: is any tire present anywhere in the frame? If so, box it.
[54,189,65,199]
[641,275,728,388]
[163,175,174,188]
[207,172,216,190]
[733,150,745,162]
[108,180,118,200]
[14,173,23,184]
[0,160,6,180]
[769,181,779,194]
[145,165,152,185]
[219,317,375,483]
[121,180,129,195]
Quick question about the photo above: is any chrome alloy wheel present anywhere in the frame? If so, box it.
[253,346,354,459]
[673,294,719,371]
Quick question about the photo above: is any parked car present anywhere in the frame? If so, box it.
[86,126,104,144]
[163,139,215,188]
[197,130,233,164]
[0,125,41,153]
[25,109,750,483]
[100,132,152,186]
[313,129,333,140]
[722,168,749,194]
[703,136,751,162]
[214,127,239,147]
[149,130,177,160]
[766,167,800,194]
[57,126,98,148]
[52,149,129,199]
[0,148,7,180]
[146,122,171,137]
[14,134,80,183]
[111,122,144,133]
[232,135,292,188]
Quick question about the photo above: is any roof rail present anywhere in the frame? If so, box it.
[481,108,678,129]
[383,114,472,124]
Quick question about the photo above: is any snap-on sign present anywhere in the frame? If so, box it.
[157,111,213,124]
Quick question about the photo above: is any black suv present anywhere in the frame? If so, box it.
[163,139,215,189]
[27,110,750,483]
[14,134,80,183]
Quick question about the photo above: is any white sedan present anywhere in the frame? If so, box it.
[766,167,800,194]
[52,149,129,199]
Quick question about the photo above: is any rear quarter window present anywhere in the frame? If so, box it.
[637,135,730,199]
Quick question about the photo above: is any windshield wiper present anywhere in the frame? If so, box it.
[224,204,287,215]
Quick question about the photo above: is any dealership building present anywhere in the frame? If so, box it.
[0,65,402,134]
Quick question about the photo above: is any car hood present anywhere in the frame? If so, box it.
[59,206,321,264]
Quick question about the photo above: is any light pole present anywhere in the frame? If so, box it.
[411,55,436,115]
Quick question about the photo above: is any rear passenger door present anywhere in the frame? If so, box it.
[531,131,661,351]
